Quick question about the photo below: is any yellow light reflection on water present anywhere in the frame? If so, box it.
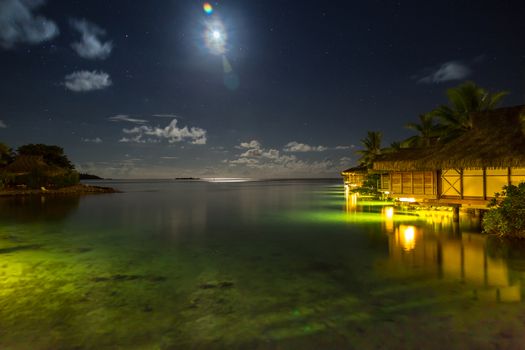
[382,206,394,233]
[397,225,416,251]
[344,186,357,212]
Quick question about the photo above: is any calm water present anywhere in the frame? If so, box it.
[1,179,525,349]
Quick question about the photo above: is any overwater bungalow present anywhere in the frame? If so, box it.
[340,165,368,188]
[372,105,525,207]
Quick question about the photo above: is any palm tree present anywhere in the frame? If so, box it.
[402,113,442,147]
[356,131,383,167]
[432,81,508,140]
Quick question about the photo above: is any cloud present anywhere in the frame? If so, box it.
[0,120,6,128]
[237,140,261,149]
[339,156,352,166]
[70,19,112,59]
[283,141,328,152]
[261,149,280,160]
[153,114,179,118]
[64,70,112,92]
[335,145,354,150]
[417,61,471,84]
[235,140,283,160]
[229,157,260,166]
[81,137,102,143]
[160,156,178,160]
[226,140,337,176]
[0,0,59,49]
[119,136,146,143]
[109,115,147,124]
[121,119,207,145]
[240,148,262,157]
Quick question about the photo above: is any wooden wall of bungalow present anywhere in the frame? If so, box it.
[440,167,525,200]
[377,167,525,202]
[378,170,437,199]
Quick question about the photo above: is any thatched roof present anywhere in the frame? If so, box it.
[373,148,438,171]
[3,155,66,175]
[341,165,368,175]
[373,105,525,171]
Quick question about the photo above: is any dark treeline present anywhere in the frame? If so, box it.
[0,143,79,189]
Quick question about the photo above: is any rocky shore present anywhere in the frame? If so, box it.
[0,184,119,196]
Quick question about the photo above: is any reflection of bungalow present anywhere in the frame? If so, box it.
[386,224,521,302]
[340,165,368,188]
[373,105,525,207]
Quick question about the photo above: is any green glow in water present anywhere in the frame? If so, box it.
[283,210,421,224]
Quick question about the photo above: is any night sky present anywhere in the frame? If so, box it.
[1,0,524,178]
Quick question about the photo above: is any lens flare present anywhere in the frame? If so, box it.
[203,3,213,15]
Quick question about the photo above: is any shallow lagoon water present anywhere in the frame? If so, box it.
[1,179,525,349]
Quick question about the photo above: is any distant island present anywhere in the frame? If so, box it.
[0,143,117,196]
[79,173,104,180]
[175,177,201,180]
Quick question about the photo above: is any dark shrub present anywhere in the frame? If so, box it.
[483,183,525,239]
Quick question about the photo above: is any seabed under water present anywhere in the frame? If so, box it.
[1,181,525,349]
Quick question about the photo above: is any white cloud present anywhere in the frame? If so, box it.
[235,140,282,160]
[226,140,337,176]
[121,119,207,145]
[283,141,328,152]
[70,19,112,59]
[229,157,260,166]
[153,114,179,118]
[0,0,59,49]
[81,137,102,143]
[335,145,354,150]
[160,156,178,159]
[109,115,147,124]
[240,148,262,157]
[418,61,471,84]
[339,156,352,166]
[261,149,280,160]
[0,120,6,128]
[119,136,145,143]
[64,70,112,92]
[237,140,261,149]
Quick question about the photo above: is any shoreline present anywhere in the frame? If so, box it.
[0,184,120,197]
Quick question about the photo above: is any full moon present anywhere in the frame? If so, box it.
[204,20,227,55]
[212,30,221,40]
